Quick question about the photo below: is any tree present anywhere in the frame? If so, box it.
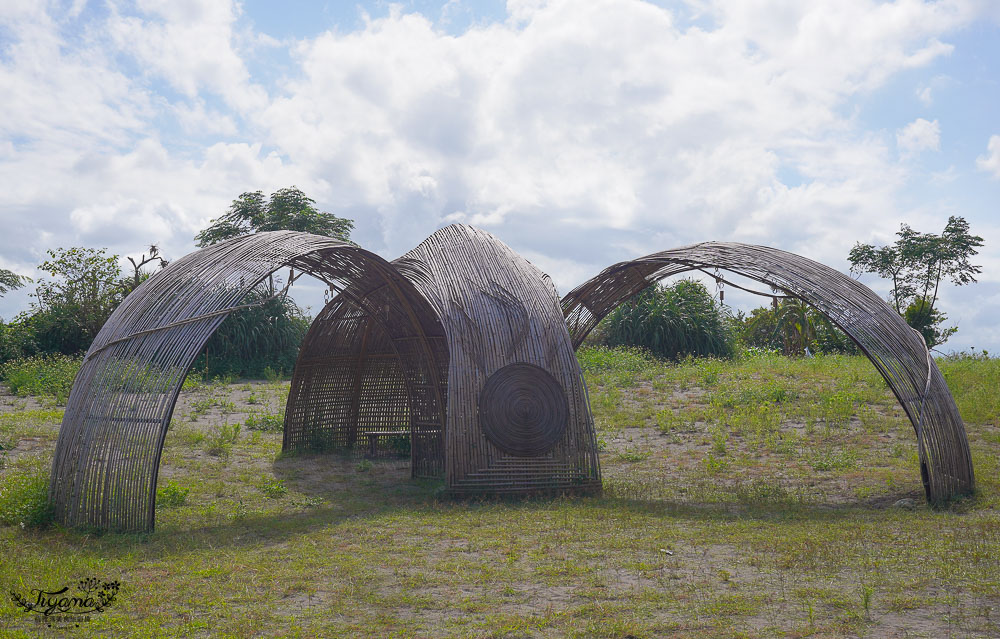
[189,187,356,378]
[0,245,169,362]
[125,245,168,293]
[0,268,30,297]
[195,187,354,247]
[904,297,956,348]
[848,216,983,347]
[29,247,127,354]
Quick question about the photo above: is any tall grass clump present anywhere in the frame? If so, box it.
[193,290,309,379]
[602,279,734,360]
[0,455,54,528]
[0,353,81,401]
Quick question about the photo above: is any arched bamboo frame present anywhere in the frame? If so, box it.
[561,241,974,504]
[283,255,450,478]
[50,231,443,531]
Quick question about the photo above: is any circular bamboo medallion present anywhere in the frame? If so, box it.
[479,363,568,456]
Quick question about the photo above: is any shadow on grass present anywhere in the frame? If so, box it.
[20,451,967,562]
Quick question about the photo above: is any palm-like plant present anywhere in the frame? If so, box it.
[604,279,733,359]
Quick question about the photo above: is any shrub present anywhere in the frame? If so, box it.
[735,301,857,356]
[0,455,54,528]
[602,279,734,360]
[0,354,81,401]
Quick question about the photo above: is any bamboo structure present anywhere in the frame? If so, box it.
[562,242,974,503]
[51,226,600,531]
[51,230,973,532]
[288,225,601,495]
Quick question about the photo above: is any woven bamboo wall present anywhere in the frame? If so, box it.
[397,225,602,495]
[562,241,974,503]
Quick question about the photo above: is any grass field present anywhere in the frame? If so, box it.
[1,348,998,637]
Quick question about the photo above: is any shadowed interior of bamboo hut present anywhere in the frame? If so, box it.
[283,268,449,478]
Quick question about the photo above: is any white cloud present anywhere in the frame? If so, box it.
[2,0,999,350]
[976,135,1000,178]
[255,0,974,268]
[106,0,266,110]
[897,118,941,156]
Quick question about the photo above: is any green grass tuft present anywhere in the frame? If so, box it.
[0,454,54,528]
[156,480,190,508]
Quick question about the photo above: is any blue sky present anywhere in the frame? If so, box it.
[1,0,999,352]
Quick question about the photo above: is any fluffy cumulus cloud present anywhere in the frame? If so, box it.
[259,1,972,260]
[897,118,941,156]
[977,135,1000,178]
[1,0,998,349]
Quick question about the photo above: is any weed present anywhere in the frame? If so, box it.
[710,425,728,455]
[156,480,190,508]
[245,411,284,432]
[702,453,730,474]
[809,447,858,471]
[616,450,648,463]
[860,583,874,619]
[655,409,683,433]
[232,499,250,522]
[356,459,373,472]
[259,476,288,499]
[181,372,207,392]
[205,422,240,457]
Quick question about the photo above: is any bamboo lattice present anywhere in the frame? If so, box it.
[50,231,444,531]
[562,241,974,503]
[288,225,601,495]
[52,225,601,531]
[52,231,971,532]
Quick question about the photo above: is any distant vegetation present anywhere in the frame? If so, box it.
[0,187,351,380]
[592,278,858,359]
[0,354,80,403]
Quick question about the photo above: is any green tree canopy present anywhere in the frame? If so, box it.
[848,216,983,347]
[0,267,30,297]
[195,187,355,247]
[30,247,126,353]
